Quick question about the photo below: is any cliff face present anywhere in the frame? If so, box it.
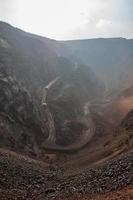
[0,66,48,157]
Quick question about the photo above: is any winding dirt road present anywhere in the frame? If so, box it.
[42,78,95,152]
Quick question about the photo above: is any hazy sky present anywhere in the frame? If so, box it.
[0,0,133,40]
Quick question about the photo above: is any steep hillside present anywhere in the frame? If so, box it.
[0,66,48,158]
[0,22,104,95]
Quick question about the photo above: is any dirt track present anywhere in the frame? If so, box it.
[44,116,95,152]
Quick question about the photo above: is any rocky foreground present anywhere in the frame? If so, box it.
[0,150,132,200]
[55,186,133,200]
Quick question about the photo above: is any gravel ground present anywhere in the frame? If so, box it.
[0,151,132,199]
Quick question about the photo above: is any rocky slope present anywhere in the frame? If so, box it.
[117,108,133,149]
[0,66,48,158]
[121,109,133,130]
[0,148,132,200]
[90,85,133,127]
